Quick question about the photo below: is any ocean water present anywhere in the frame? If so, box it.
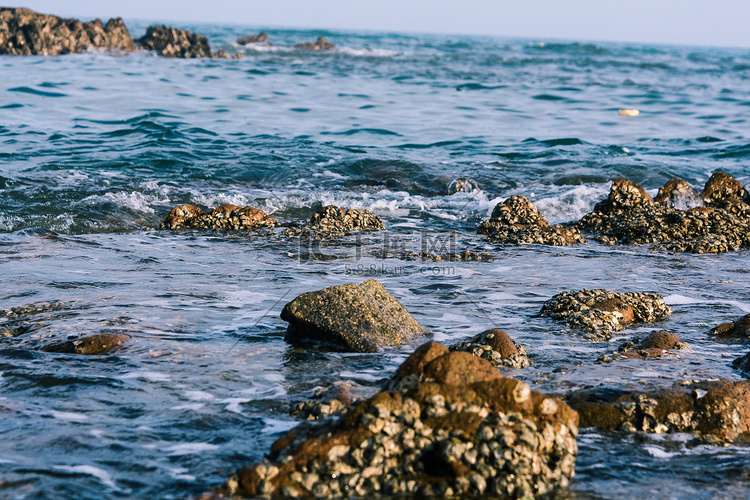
[2,19,750,499]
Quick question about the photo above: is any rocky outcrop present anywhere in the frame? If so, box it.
[41,333,130,355]
[281,279,426,352]
[478,195,585,246]
[211,342,578,499]
[283,205,385,238]
[159,204,278,231]
[540,289,671,340]
[0,7,135,55]
[451,328,530,369]
[709,313,750,338]
[137,25,240,58]
[237,31,270,45]
[577,173,750,253]
[598,330,689,362]
[568,380,750,442]
[295,36,335,51]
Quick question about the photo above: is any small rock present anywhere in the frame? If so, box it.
[295,36,335,51]
[446,178,479,194]
[41,333,130,355]
[451,328,531,369]
[540,289,672,339]
[709,314,750,338]
[159,204,278,231]
[281,279,427,353]
[237,31,270,45]
[599,330,689,362]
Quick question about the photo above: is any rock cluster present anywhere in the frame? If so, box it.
[709,313,750,338]
[237,31,270,45]
[283,205,386,238]
[451,329,531,369]
[576,173,750,253]
[295,36,335,51]
[478,195,585,246]
[0,7,135,55]
[137,25,213,58]
[159,204,278,231]
[281,279,426,353]
[41,333,130,355]
[540,289,672,340]
[598,330,689,363]
[213,342,578,499]
[568,380,750,442]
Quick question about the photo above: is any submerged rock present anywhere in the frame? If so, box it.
[568,380,750,442]
[295,36,335,51]
[211,342,578,499]
[709,313,750,338]
[540,289,671,339]
[281,279,426,352]
[0,7,135,55]
[237,31,270,45]
[577,173,750,253]
[138,25,213,58]
[291,380,375,421]
[478,195,585,246]
[159,204,278,231]
[451,328,531,369]
[598,330,689,362]
[732,352,750,377]
[41,333,130,355]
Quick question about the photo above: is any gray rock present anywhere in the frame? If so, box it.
[281,279,426,352]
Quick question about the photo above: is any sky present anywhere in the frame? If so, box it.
[16,0,750,49]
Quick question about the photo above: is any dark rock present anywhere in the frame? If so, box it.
[599,330,689,362]
[540,289,671,340]
[209,341,578,499]
[138,25,212,58]
[709,313,750,338]
[654,178,704,210]
[0,7,135,55]
[732,352,750,376]
[451,328,531,369]
[577,175,750,253]
[41,333,130,355]
[478,195,585,246]
[295,36,335,51]
[568,380,750,442]
[159,204,278,231]
[281,279,427,353]
[237,31,270,45]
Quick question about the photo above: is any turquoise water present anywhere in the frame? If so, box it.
[1,20,750,499]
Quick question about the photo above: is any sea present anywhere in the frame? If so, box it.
[1,19,750,499]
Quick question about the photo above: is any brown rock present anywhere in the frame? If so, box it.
[0,8,135,55]
[138,25,212,58]
[655,178,704,210]
[159,204,278,231]
[450,328,531,369]
[212,342,578,499]
[702,171,748,207]
[709,314,750,338]
[568,380,750,442]
[237,32,270,45]
[41,333,130,355]
[295,36,335,51]
[281,279,426,353]
[601,330,689,361]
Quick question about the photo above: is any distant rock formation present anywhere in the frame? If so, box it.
[237,31,271,45]
[0,7,135,55]
[295,36,335,51]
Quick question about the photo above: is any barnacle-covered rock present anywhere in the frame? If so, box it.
[283,205,385,238]
[41,333,130,355]
[577,174,750,253]
[138,25,212,58]
[209,342,578,499]
[451,328,530,369]
[478,195,585,246]
[281,279,426,353]
[540,289,671,340]
[568,380,750,442]
[598,330,689,363]
[159,204,278,231]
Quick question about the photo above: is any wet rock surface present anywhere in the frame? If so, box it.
[40,333,130,355]
[451,329,531,369]
[567,380,750,442]
[478,195,585,246]
[598,330,689,363]
[732,353,750,377]
[540,289,672,339]
[709,313,750,338]
[576,173,750,253]
[138,25,213,58]
[281,279,427,353]
[283,205,385,238]
[237,31,270,45]
[295,36,335,51]
[213,342,577,499]
[0,7,135,55]
[159,204,278,231]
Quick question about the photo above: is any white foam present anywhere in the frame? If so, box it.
[164,442,219,456]
[183,390,216,401]
[643,446,676,459]
[336,47,399,57]
[171,403,205,411]
[79,191,168,214]
[54,465,119,489]
[119,371,170,382]
[168,467,196,481]
[49,410,89,422]
[219,290,267,308]
[221,397,251,414]
[263,418,299,434]
[534,184,609,224]
[664,294,702,305]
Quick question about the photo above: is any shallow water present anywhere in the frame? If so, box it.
[1,19,750,499]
